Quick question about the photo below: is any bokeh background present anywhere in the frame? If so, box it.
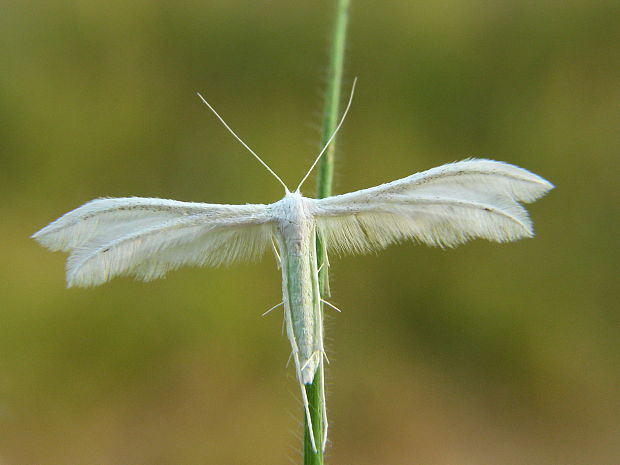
[2,0,619,464]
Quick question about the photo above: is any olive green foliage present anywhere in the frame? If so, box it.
[1,1,618,464]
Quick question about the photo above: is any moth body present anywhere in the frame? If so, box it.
[272,192,323,385]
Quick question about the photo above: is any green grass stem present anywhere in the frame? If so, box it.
[305,0,350,463]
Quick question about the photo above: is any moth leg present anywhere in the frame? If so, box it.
[323,249,331,297]
[271,236,281,268]
[317,290,329,451]
[298,351,329,451]
[320,352,328,451]
[282,297,319,453]
[293,350,318,453]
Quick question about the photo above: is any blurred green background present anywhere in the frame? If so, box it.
[2,0,619,463]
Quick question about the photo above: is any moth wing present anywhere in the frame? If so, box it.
[32,197,274,287]
[313,159,554,254]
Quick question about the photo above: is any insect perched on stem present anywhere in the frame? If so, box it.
[32,79,553,452]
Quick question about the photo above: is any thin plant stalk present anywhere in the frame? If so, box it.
[305,0,350,463]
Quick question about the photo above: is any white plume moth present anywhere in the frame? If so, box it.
[32,80,553,452]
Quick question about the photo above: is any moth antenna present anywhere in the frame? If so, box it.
[196,92,289,192]
[295,77,358,192]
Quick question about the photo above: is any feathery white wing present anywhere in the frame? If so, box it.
[32,197,274,287]
[313,159,554,254]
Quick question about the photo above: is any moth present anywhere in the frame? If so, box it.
[32,81,553,452]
